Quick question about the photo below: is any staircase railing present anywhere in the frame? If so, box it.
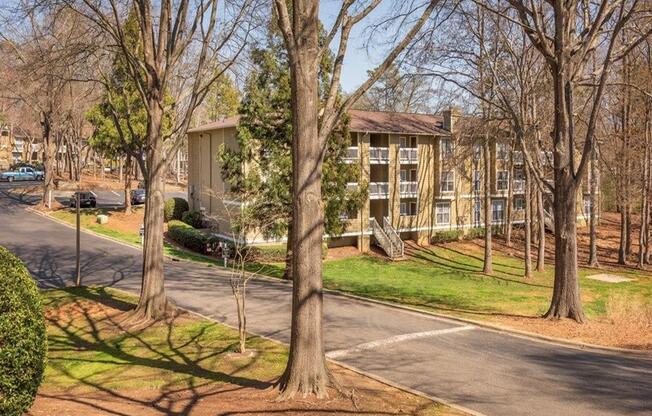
[383,217,404,258]
[370,218,395,258]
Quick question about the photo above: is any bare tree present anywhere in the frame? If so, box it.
[69,0,258,322]
[503,0,652,322]
[271,0,446,399]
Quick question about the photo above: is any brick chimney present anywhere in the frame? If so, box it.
[442,106,460,132]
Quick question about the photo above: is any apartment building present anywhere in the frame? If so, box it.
[186,109,597,258]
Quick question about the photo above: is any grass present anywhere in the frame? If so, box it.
[48,208,651,322]
[42,287,285,391]
[39,287,454,415]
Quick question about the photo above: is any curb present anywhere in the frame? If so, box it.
[106,286,487,416]
[30,206,652,359]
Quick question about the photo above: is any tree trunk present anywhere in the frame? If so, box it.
[133,102,169,321]
[505,141,515,248]
[639,112,650,268]
[41,111,55,209]
[544,175,584,322]
[277,0,330,398]
[283,220,293,280]
[524,162,532,278]
[588,146,600,267]
[483,136,493,274]
[124,155,133,215]
[536,188,546,272]
[618,206,627,264]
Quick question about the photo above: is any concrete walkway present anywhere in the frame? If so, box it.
[1,193,650,416]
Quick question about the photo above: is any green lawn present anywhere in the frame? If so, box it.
[42,287,285,391]
[49,208,651,321]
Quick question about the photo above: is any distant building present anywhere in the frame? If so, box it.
[185,109,597,258]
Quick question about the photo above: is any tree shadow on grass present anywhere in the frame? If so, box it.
[43,288,272,416]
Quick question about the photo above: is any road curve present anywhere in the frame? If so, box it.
[0,192,650,416]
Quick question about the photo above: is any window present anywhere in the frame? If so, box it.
[514,197,525,211]
[496,171,509,191]
[492,199,505,222]
[440,138,453,159]
[400,169,417,182]
[436,202,451,224]
[496,143,509,160]
[473,199,482,225]
[440,170,454,193]
[400,136,417,148]
[474,143,482,160]
[473,170,482,192]
[400,201,418,216]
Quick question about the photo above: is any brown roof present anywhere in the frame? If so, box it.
[349,109,449,135]
[187,116,239,133]
[187,110,449,135]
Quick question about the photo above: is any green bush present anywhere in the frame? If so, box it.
[164,197,189,222]
[0,246,47,416]
[182,210,203,228]
[464,227,485,240]
[167,221,218,254]
[431,229,463,244]
[243,242,328,263]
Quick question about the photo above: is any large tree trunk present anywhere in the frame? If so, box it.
[277,0,330,399]
[544,175,584,322]
[483,136,493,274]
[133,101,169,321]
[544,68,585,322]
[639,112,650,268]
[283,220,293,280]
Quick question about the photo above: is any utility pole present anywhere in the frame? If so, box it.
[75,192,82,286]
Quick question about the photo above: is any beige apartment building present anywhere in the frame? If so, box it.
[186,109,596,258]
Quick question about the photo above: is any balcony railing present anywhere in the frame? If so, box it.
[370,147,389,163]
[346,182,358,192]
[513,179,525,193]
[344,146,358,162]
[399,148,418,164]
[399,181,417,197]
[369,182,389,199]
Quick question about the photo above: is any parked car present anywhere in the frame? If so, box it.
[130,189,146,205]
[0,166,43,182]
[69,191,97,208]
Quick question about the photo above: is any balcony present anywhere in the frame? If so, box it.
[370,147,389,164]
[369,182,389,199]
[346,182,358,192]
[399,181,417,198]
[344,146,358,163]
[399,148,418,164]
[513,179,525,193]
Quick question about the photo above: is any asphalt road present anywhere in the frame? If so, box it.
[0,181,186,208]
[1,192,650,416]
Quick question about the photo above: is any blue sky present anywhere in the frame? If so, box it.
[320,0,394,93]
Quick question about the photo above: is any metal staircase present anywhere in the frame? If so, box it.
[370,217,404,259]
[543,209,554,233]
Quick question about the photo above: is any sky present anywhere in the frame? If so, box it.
[319,0,396,93]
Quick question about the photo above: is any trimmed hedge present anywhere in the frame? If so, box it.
[164,197,189,222]
[431,229,463,244]
[181,210,203,228]
[0,246,47,416]
[167,220,219,254]
[464,227,485,240]
[244,243,328,262]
